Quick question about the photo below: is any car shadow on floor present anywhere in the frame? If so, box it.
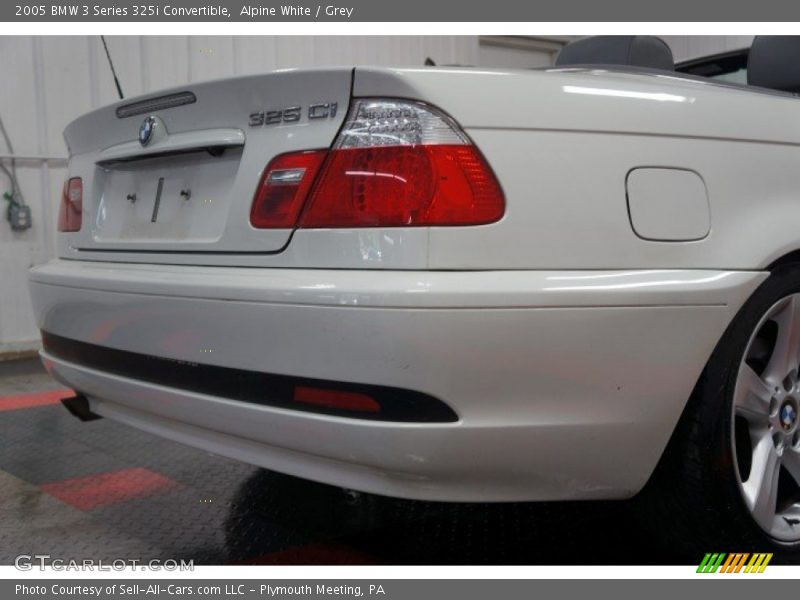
[223,469,688,565]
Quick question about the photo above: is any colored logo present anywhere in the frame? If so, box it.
[139,115,156,146]
[780,402,797,432]
[697,553,773,573]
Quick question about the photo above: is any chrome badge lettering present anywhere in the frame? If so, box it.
[249,103,338,127]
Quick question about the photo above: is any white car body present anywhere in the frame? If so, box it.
[29,64,797,502]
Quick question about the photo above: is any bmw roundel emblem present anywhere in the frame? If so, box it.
[780,403,797,432]
[139,115,156,146]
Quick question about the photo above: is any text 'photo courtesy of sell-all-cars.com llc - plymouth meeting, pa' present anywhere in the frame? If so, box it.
[28,35,800,558]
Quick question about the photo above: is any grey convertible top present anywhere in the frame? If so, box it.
[747,36,800,93]
[555,35,674,71]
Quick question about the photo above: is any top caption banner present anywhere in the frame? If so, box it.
[5,0,800,21]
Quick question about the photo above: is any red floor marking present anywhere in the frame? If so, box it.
[41,467,179,511]
[0,388,73,412]
[243,542,381,565]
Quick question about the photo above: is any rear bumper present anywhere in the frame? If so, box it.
[29,260,766,501]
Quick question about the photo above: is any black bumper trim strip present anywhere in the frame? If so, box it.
[42,331,457,423]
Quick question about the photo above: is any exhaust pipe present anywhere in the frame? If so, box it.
[61,394,102,422]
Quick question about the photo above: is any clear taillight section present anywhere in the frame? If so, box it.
[58,177,82,232]
[248,99,505,230]
[328,99,471,148]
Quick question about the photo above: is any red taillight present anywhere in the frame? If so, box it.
[249,99,504,230]
[250,150,327,229]
[58,177,82,232]
[300,144,504,228]
[293,385,381,413]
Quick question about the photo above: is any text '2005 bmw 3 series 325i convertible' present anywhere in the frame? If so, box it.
[28,35,800,555]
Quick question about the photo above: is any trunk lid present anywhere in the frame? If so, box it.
[62,68,352,255]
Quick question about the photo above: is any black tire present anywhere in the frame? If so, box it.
[638,265,800,560]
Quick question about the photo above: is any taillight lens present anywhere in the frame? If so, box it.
[301,144,503,227]
[250,150,327,228]
[301,99,504,228]
[248,99,505,230]
[58,177,82,232]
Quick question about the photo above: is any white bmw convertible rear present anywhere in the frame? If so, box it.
[28,35,800,553]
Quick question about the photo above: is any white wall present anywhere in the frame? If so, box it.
[478,36,754,68]
[661,35,753,62]
[477,36,572,68]
[0,35,480,354]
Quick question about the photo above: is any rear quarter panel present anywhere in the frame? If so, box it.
[354,67,800,270]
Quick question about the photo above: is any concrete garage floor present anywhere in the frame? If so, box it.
[0,358,718,566]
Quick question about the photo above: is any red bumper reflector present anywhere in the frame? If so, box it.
[293,385,381,413]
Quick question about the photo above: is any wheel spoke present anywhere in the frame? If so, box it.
[764,296,800,383]
[743,434,782,528]
[734,364,773,424]
[784,447,800,487]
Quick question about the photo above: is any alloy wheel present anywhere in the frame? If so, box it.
[733,293,800,542]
